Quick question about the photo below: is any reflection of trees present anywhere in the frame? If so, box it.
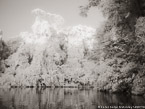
[0,88,145,109]
[0,88,65,109]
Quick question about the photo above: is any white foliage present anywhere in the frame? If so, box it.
[32,8,64,36]
[32,19,51,37]
[64,25,95,47]
[0,8,98,87]
[20,9,65,44]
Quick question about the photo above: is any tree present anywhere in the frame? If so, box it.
[0,30,11,74]
[80,0,145,95]
[0,9,68,87]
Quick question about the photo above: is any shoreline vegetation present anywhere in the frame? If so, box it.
[1,86,94,89]
[1,0,145,97]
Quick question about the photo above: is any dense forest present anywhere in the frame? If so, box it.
[0,9,96,88]
[0,0,145,96]
[80,0,145,96]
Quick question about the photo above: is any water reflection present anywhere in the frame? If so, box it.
[0,88,145,109]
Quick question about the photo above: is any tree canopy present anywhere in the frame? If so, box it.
[79,0,145,95]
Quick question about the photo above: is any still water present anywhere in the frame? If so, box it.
[0,88,145,109]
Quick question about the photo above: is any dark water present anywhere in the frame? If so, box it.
[0,88,145,109]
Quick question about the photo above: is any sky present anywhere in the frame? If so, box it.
[0,0,105,40]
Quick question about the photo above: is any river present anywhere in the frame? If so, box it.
[0,88,145,109]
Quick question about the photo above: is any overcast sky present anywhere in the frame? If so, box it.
[0,0,105,40]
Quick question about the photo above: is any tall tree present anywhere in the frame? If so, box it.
[80,0,145,95]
